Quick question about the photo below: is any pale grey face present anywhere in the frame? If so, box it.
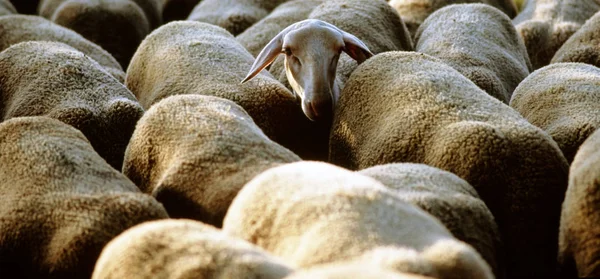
[242,19,374,122]
[282,23,344,121]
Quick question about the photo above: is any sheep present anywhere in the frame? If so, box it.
[509,62,600,163]
[236,0,324,58]
[187,0,291,36]
[0,15,125,82]
[162,0,201,22]
[223,161,494,279]
[513,0,600,70]
[0,116,169,278]
[388,0,518,37]
[359,163,503,278]
[551,11,600,68]
[0,41,144,170]
[329,51,569,277]
[415,3,532,103]
[38,0,157,68]
[243,0,413,122]
[284,264,436,279]
[92,219,293,279]
[123,94,301,227]
[559,128,600,278]
[0,0,16,15]
[126,20,330,160]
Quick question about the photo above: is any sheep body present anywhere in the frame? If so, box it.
[513,0,600,69]
[551,11,600,67]
[92,219,293,279]
[126,20,330,160]
[123,94,301,227]
[329,51,569,277]
[359,163,503,278]
[415,3,531,103]
[0,15,124,82]
[188,0,292,35]
[559,128,600,277]
[0,116,168,278]
[510,62,600,163]
[39,0,154,68]
[0,41,143,170]
[389,0,517,37]
[223,161,493,279]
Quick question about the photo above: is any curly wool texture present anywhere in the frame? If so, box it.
[0,0,16,15]
[38,0,154,69]
[92,219,293,279]
[0,15,124,82]
[415,3,531,103]
[284,264,436,279]
[559,128,600,278]
[551,11,600,67]
[510,62,600,163]
[223,161,493,279]
[329,51,568,277]
[236,0,323,58]
[123,95,301,227]
[359,163,503,279]
[513,0,600,69]
[126,20,329,160]
[0,116,168,279]
[188,0,292,35]
[0,41,144,170]
[389,0,517,37]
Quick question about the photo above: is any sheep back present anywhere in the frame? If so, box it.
[223,161,493,279]
[188,0,292,35]
[123,95,301,227]
[330,51,568,277]
[359,163,503,278]
[0,15,125,82]
[0,116,168,278]
[0,41,143,170]
[510,62,600,163]
[415,3,531,103]
[559,128,600,277]
[552,11,600,68]
[39,0,151,69]
[389,0,518,37]
[513,0,600,69]
[284,264,436,279]
[92,219,293,279]
[126,20,330,160]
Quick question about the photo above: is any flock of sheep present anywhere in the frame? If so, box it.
[0,0,599,278]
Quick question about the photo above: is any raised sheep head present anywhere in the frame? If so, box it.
[242,19,373,121]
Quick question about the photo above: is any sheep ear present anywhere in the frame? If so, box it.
[341,32,374,64]
[241,28,290,83]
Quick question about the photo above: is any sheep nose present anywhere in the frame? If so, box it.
[302,100,332,122]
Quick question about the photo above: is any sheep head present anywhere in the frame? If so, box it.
[242,19,373,122]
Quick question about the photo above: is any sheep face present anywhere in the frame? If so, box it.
[242,19,373,122]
